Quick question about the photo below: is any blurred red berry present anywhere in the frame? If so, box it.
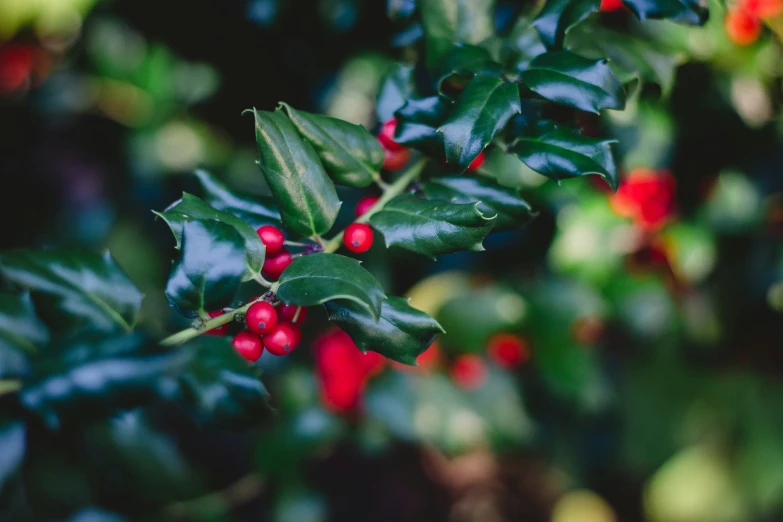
[279,304,308,324]
[467,151,486,171]
[262,250,292,280]
[355,196,380,217]
[263,322,301,356]
[725,8,762,46]
[383,146,410,171]
[344,223,374,253]
[245,301,278,335]
[0,44,35,94]
[743,0,783,17]
[360,351,386,377]
[487,333,530,368]
[570,316,606,345]
[256,225,285,255]
[600,0,624,10]
[205,310,228,336]
[450,354,487,390]
[610,168,676,231]
[232,331,263,362]
[378,119,405,151]
[392,340,442,372]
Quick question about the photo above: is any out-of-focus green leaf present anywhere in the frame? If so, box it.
[194,169,281,228]
[0,416,24,492]
[394,96,450,154]
[532,0,600,49]
[0,292,47,379]
[418,0,496,67]
[623,0,708,25]
[377,64,414,123]
[436,44,503,98]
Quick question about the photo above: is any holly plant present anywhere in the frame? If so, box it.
[0,0,708,511]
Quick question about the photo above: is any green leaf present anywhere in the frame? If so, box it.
[0,249,143,334]
[520,50,625,113]
[0,292,47,379]
[505,18,548,73]
[439,75,521,172]
[19,334,188,428]
[177,337,271,429]
[250,108,341,237]
[324,296,444,365]
[279,103,383,188]
[510,128,618,190]
[194,169,281,228]
[622,0,708,24]
[377,64,414,123]
[422,176,536,230]
[0,416,24,492]
[436,45,504,98]
[532,0,600,49]
[276,253,386,320]
[155,193,266,281]
[369,194,496,259]
[418,0,496,67]
[394,96,450,153]
[165,219,246,314]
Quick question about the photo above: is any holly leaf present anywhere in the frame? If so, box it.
[0,292,48,379]
[439,75,521,172]
[324,296,444,365]
[0,249,143,334]
[276,253,386,320]
[422,176,536,230]
[280,103,383,188]
[418,0,496,67]
[250,108,341,237]
[505,18,548,73]
[0,417,24,492]
[377,64,414,123]
[520,51,625,113]
[510,128,618,190]
[165,220,247,314]
[394,96,450,153]
[436,45,504,98]
[194,169,281,228]
[532,0,600,49]
[155,193,266,281]
[369,194,496,259]
[622,0,708,24]
[19,333,188,428]
[176,337,271,429]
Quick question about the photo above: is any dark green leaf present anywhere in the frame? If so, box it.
[0,292,47,379]
[194,169,281,228]
[418,0,496,67]
[324,296,444,365]
[436,45,504,98]
[155,193,266,281]
[622,0,708,24]
[276,253,386,320]
[510,128,618,190]
[0,249,143,334]
[532,0,600,49]
[377,64,414,123]
[20,333,187,428]
[165,220,246,314]
[250,108,341,237]
[521,50,625,113]
[177,336,270,429]
[505,19,548,72]
[280,103,383,188]
[439,75,521,172]
[369,194,496,259]
[0,417,24,492]
[394,96,450,153]
[422,176,536,230]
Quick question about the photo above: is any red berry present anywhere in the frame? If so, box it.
[487,333,530,369]
[245,301,279,335]
[232,331,263,362]
[263,323,301,356]
[257,225,285,255]
[343,223,374,253]
[725,8,761,46]
[377,119,405,151]
[467,151,486,171]
[262,250,292,280]
[355,196,380,217]
[383,146,410,171]
[450,354,487,390]
[205,310,228,336]
[600,0,624,10]
[280,305,308,324]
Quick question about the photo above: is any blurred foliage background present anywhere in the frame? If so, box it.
[2,0,783,521]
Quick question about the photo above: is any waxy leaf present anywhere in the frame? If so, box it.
[325,296,444,365]
[194,169,281,228]
[533,0,600,49]
[622,0,708,24]
[439,75,521,172]
[422,176,536,230]
[19,334,188,428]
[177,337,270,429]
[280,103,383,188]
[377,64,414,123]
[0,249,143,334]
[436,45,504,98]
[165,220,246,314]
[0,292,48,379]
[276,253,386,320]
[510,128,618,190]
[521,51,625,113]
[156,193,266,281]
[0,417,24,492]
[418,0,496,67]
[394,96,450,153]
[505,19,548,72]
[369,194,496,259]
[251,108,341,237]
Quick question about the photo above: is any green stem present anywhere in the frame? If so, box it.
[0,379,21,397]
[323,159,426,254]
[160,297,264,347]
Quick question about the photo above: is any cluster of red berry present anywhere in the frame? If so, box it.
[449,333,531,390]
[610,168,676,232]
[725,0,782,45]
